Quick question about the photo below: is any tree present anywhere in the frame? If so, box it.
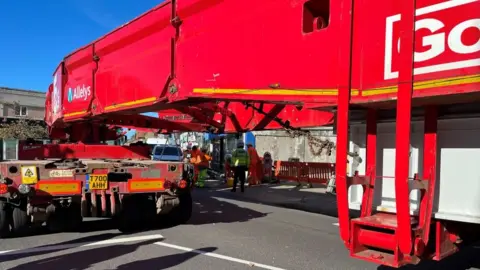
[0,119,48,140]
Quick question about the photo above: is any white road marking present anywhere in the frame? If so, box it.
[82,234,163,246]
[0,250,17,255]
[154,241,287,270]
[333,222,339,226]
[270,185,295,190]
[1,234,287,269]
[0,234,164,257]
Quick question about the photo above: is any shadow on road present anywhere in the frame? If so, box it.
[187,189,269,225]
[377,242,480,270]
[204,183,360,219]
[6,239,178,270]
[117,247,217,269]
[1,191,265,265]
[0,232,120,263]
[8,188,269,239]
[6,218,118,239]
[205,184,480,270]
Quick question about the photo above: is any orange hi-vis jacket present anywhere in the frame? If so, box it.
[192,150,209,168]
[190,149,200,163]
[248,147,260,165]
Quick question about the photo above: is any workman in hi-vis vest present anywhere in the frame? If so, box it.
[197,148,211,187]
[190,146,207,188]
[231,141,250,192]
[192,146,209,188]
[247,143,262,186]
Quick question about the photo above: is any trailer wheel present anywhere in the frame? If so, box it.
[11,206,29,235]
[46,210,64,233]
[65,203,83,231]
[0,201,10,238]
[117,196,141,233]
[168,192,193,225]
[47,204,83,233]
[116,195,156,233]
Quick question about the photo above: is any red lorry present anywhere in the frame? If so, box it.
[1,0,479,268]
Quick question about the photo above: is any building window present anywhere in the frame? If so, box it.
[14,105,28,116]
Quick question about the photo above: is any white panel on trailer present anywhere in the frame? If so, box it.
[348,117,480,224]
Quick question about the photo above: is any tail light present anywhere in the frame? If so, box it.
[178,180,187,189]
[0,183,8,194]
[163,180,172,189]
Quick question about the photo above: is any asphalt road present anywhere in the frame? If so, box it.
[0,189,479,270]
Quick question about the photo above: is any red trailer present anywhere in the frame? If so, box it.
[0,0,479,268]
[329,0,480,267]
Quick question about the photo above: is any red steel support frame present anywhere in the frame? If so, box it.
[103,114,208,132]
[335,0,355,247]
[361,109,377,217]
[252,104,286,131]
[175,106,223,130]
[197,103,245,132]
[419,106,437,245]
[394,0,417,255]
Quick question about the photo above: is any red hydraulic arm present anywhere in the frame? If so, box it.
[334,0,420,265]
[394,0,416,255]
[334,0,354,248]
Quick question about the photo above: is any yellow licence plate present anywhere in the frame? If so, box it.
[89,174,108,190]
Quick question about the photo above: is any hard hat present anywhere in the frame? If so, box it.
[237,141,244,148]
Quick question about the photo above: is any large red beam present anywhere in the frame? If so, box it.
[19,144,150,160]
[157,102,333,133]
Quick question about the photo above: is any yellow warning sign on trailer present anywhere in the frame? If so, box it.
[21,166,38,184]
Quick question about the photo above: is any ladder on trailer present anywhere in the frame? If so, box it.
[334,0,441,267]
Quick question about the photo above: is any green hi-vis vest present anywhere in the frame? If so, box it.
[232,149,249,167]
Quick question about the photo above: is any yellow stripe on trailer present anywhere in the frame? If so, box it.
[128,179,165,192]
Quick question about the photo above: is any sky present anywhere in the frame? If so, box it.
[0,0,161,92]
[0,0,163,139]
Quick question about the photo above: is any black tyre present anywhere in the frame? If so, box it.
[47,204,84,233]
[46,210,64,233]
[168,192,193,225]
[65,203,83,231]
[117,196,142,233]
[0,201,10,238]
[11,206,29,235]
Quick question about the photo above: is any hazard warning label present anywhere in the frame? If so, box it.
[21,166,38,184]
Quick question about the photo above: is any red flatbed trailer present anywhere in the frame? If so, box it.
[1,0,479,267]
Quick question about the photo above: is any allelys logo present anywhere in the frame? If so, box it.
[52,71,62,114]
[384,0,480,80]
[67,85,91,103]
